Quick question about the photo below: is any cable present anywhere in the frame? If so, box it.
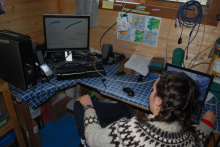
[205,91,218,106]
[188,43,214,69]
[99,3,147,48]
[93,59,156,84]
[105,66,116,79]
[189,12,206,68]
[189,62,209,69]
[175,1,203,60]
[188,43,215,68]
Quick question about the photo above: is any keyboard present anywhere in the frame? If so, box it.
[56,64,106,81]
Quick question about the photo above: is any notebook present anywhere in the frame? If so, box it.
[164,63,214,124]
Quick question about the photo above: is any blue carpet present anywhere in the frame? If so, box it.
[40,113,80,147]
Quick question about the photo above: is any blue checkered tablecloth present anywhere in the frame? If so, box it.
[8,71,77,108]
[78,63,155,109]
[8,62,220,132]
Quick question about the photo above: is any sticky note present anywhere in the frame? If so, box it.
[102,1,114,9]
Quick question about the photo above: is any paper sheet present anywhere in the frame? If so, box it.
[117,17,127,31]
[102,1,114,9]
[124,54,151,76]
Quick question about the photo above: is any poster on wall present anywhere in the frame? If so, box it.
[117,12,162,47]
[0,0,5,15]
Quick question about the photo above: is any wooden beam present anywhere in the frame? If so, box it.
[57,0,64,14]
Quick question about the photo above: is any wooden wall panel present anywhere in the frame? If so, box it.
[0,0,58,44]
[0,0,219,73]
[63,0,220,73]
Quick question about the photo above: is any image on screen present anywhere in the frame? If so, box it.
[166,66,212,102]
[43,15,90,52]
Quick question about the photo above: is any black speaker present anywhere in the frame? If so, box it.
[0,30,37,90]
[35,50,45,65]
[102,44,113,65]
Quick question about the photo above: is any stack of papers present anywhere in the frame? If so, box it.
[124,54,151,76]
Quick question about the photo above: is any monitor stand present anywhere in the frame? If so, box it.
[55,51,86,68]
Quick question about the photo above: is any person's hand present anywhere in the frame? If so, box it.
[76,94,93,108]
[202,110,217,124]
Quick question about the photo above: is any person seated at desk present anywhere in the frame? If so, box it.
[74,71,217,147]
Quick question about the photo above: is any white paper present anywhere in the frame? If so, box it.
[117,17,127,31]
[124,54,151,76]
[117,17,122,31]
[121,17,127,31]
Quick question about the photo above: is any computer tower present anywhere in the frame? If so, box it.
[0,30,37,90]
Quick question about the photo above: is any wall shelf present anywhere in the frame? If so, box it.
[0,79,26,147]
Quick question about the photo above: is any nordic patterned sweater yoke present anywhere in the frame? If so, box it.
[84,109,213,147]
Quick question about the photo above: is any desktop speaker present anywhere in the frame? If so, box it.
[35,50,45,65]
[102,44,113,65]
[0,30,37,90]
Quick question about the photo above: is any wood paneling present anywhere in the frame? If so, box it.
[0,0,219,73]
[63,0,220,73]
[0,0,58,44]
[98,1,214,26]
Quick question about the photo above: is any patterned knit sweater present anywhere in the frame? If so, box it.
[84,109,213,147]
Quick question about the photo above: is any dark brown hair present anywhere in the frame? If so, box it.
[135,71,200,140]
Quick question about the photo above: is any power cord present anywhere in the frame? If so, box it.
[189,12,206,68]
[205,91,218,106]
[188,43,214,69]
[93,59,156,84]
[175,1,203,60]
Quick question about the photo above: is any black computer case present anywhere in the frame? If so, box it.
[0,30,37,90]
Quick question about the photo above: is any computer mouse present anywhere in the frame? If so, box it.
[123,87,135,96]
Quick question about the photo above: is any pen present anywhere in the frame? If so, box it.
[90,93,95,97]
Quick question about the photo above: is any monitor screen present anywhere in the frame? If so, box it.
[43,14,90,52]
[165,63,214,103]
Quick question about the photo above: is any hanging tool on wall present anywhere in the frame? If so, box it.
[175,1,203,60]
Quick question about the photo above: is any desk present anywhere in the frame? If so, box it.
[8,62,220,146]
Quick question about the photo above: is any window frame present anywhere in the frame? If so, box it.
[116,0,210,8]
[99,0,219,26]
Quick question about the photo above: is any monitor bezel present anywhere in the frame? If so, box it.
[164,63,214,104]
[43,14,90,52]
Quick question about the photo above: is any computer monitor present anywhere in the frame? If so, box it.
[43,14,90,65]
[165,63,213,102]
[165,63,214,123]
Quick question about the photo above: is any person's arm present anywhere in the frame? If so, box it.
[196,110,217,146]
[76,95,120,147]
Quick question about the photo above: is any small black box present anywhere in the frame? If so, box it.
[34,115,44,130]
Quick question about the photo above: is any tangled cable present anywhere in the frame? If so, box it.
[175,0,203,60]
